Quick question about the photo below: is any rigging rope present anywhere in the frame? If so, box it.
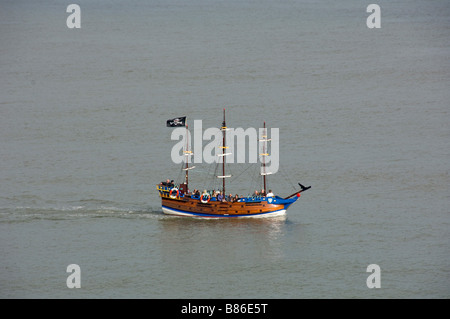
[279,166,297,191]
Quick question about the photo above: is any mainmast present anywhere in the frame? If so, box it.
[222,108,226,194]
[260,121,271,194]
[217,108,231,194]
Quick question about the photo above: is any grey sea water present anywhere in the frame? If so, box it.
[0,0,449,298]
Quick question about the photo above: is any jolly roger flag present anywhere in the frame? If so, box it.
[166,116,186,127]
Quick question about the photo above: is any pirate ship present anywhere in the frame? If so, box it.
[157,109,310,218]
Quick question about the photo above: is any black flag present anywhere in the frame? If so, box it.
[166,116,186,127]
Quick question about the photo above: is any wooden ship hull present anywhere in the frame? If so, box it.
[158,185,300,218]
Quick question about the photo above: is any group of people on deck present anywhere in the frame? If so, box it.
[191,188,275,202]
[160,179,175,188]
[191,189,239,202]
[161,178,275,201]
[253,189,274,198]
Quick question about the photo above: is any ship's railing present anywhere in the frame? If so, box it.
[238,197,262,203]
[157,185,171,192]
[158,185,290,204]
[237,196,285,204]
[186,194,283,203]
[157,184,185,199]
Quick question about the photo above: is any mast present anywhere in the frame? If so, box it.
[182,123,195,191]
[262,121,267,193]
[217,109,231,194]
[260,121,271,194]
[185,124,189,189]
[222,108,226,194]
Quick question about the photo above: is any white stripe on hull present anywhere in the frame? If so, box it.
[161,206,286,219]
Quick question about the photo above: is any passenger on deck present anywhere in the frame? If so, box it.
[161,179,170,186]
[261,189,266,196]
[217,192,223,202]
[266,189,274,197]
[234,194,239,202]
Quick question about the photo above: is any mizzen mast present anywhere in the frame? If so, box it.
[262,121,267,192]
